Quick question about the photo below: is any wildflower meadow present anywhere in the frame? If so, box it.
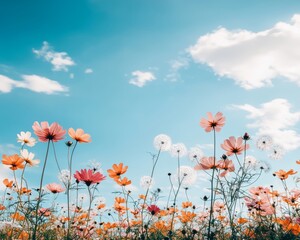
[0,112,300,239]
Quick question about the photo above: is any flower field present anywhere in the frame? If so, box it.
[1,112,300,240]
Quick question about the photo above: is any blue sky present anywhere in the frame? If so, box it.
[1,1,300,207]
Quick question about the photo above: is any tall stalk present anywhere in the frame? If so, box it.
[208,129,216,240]
[32,140,50,240]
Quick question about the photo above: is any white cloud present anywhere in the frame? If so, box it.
[188,14,300,89]
[0,74,68,94]
[234,98,300,150]
[0,144,19,155]
[33,41,75,72]
[85,68,93,74]
[166,57,189,82]
[129,70,156,87]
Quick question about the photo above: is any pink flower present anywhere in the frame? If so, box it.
[221,136,249,156]
[218,159,235,177]
[46,183,64,194]
[200,112,225,132]
[194,157,218,170]
[74,169,106,186]
[32,121,66,142]
[147,204,160,215]
[214,201,225,212]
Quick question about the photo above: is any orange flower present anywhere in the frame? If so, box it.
[68,128,91,143]
[18,231,29,240]
[178,211,196,223]
[107,163,128,180]
[97,203,106,210]
[11,212,25,221]
[115,197,125,204]
[296,160,300,164]
[139,194,146,199]
[182,201,193,209]
[18,187,32,195]
[0,204,6,210]
[2,154,24,170]
[114,203,126,213]
[115,177,131,186]
[237,218,248,224]
[3,178,13,188]
[274,169,297,180]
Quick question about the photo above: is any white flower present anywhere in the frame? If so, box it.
[170,143,187,158]
[256,135,273,151]
[153,134,172,151]
[0,221,21,230]
[255,161,271,173]
[244,155,257,169]
[58,169,71,185]
[88,160,103,173]
[17,131,36,147]
[268,145,284,160]
[174,166,197,188]
[140,176,155,190]
[20,149,40,166]
[188,147,204,162]
[94,196,106,205]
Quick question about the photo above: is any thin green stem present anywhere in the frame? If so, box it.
[32,140,50,240]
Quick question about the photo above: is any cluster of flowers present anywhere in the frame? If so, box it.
[0,114,299,239]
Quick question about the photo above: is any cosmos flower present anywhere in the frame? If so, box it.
[58,169,71,185]
[3,179,13,188]
[20,149,40,167]
[68,128,91,143]
[38,208,51,217]
[221,136,249,156]
[115,177,132,186]
[46,183,65,194]
[244,155,257,169]
[153,134,172,151]
[255,161,271,173]
[32,121,66,142]
[199,112,225,132]
[174,166,197,187]
[147,204,160,215]
[88,160,103,173]
[74,169,106,186]
[256,135,273,151]
[188,147,204,163]
[218,159,235,177]
[140,176,155,190]
[107,163,128,180]
[2,154,24,170]
[170,143,187,158]
[268,145,284,160]
[274,169,297,180]
[17,131,36,147]
[194,157,218,170]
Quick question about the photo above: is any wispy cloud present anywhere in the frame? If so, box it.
[166,57,189,82]
[234,98,300,150]
[0,74,68,94]
[0,144,19,155]
[129,70,156,87]
[188,14,300,90]
[33,41,75,72]
[84,68,93,74]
